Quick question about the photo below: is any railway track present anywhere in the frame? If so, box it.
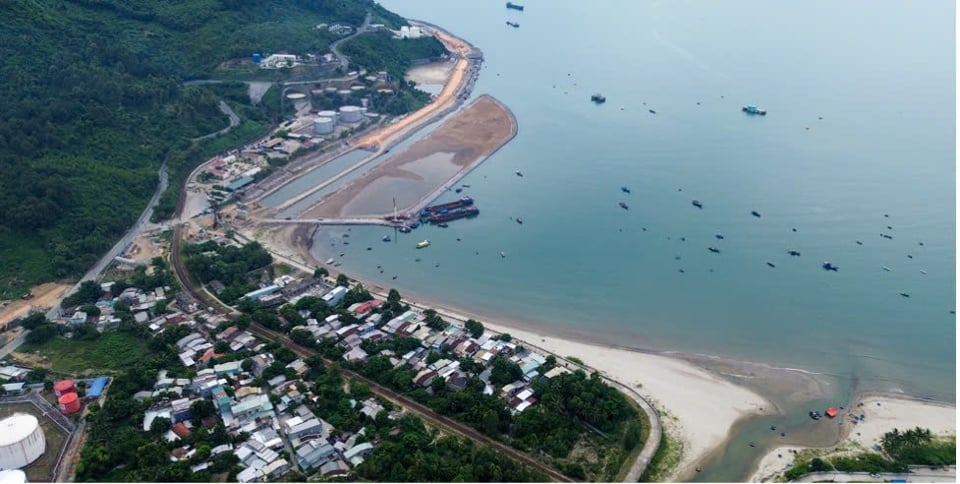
[170,221,573,482]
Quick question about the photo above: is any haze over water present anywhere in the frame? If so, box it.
[307,0,955,402]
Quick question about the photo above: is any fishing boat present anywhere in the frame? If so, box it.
[619,202,629,210]
[648,109,657,114]
[787,249,801,256]
[437,223,449,228]
[382,235,391,242]
[692,200,703,209]
[751,210,762,218]
[416,240,431,249]
[506,21,519,28]
[882,266,891,272]
[766,261,776,268]
[742,104,767,115]
[515,170,524,177]
[516,217,523,224]
[399,225,411,233]
[455,188,463,193]
[324,258,335,264]
[500,251,506,258]
[621,186,631,193]
[715,234,724,240]
[506,1,524,11]
[822,261,839,272]
[899,292,910,298]
[591,93,606,104]
[708,247,721,254]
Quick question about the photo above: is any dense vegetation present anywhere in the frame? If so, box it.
[181,240,273,303]
[356,415,548,482]
[341,31,448,79]
[0,0,384,297]
[784,427,956,480]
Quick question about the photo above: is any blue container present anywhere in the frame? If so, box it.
[253,53,262,64]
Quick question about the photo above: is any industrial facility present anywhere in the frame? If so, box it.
[52,379,74,397]
[58,392,81,415]
[0,414,45,469]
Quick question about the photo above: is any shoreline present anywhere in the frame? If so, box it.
[748,392,957,482]
[245,223,828,480]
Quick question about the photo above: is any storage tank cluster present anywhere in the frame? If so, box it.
[313,116,335,135]
[0,414,45,470]
[339,105,364,123]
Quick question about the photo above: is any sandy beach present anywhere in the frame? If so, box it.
[237,221,804,481]
[749,394,956,482]
[302,95,515,218]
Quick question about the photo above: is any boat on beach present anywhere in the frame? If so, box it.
[416,240,431,249]
[324,258,334,264]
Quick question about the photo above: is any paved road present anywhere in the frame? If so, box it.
[192,100,240,141]
[46,163,169,321]
[329,11,372,72]
[792,469,957,482]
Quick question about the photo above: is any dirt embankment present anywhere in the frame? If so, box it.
[0,283,71,327]
[302,95,515,218]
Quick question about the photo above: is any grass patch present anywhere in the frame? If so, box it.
[640,425,681,482]
[614,397,652,481]
[0,403,69,482]
[19,332,148,376]
[567,356,584,366]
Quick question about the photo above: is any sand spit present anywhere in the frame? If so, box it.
[302,95,516,218]
[749,394,956,482]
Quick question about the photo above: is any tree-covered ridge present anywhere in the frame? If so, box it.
[341,31,448,79]
[0,0,380,297]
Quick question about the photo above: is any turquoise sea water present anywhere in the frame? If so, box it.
[309,0,954,406]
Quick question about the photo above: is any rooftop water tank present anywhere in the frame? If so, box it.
[314,117,335,135]
[0,414,45,469]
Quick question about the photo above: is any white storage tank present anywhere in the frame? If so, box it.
[0,414,45,469]
[317,110,338,123]
[314,117,335,135]
[0,469,27,483]
[339,105,364,123]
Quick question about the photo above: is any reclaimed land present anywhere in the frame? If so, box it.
[301,94,516,218]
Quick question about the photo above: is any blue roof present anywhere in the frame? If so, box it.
[87,377,109,398]
[226,176,255,192]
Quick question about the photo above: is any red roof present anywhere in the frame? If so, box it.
[172,422,192,438]
[198,348,224,363]
[825,407,838,418]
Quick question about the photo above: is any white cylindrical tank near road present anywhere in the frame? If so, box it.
[314,117,335,135]
[339,105,364,123]
[0,414,45,469]
[317,110,338,123]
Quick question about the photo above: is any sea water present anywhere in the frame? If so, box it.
[305,0,954,468]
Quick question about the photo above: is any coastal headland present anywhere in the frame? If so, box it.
[300,94,517,218]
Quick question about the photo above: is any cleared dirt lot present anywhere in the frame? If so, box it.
[302,95,515,218]
[0,283,71,328]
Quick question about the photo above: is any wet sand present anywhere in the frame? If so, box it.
[302,95,516,218]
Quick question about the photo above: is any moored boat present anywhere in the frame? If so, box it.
[416,240,431,249]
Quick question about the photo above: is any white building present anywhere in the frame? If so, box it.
[393,26,426,39]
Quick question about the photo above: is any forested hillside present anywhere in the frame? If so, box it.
[0,0,378,297]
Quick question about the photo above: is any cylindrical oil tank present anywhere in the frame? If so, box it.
[317,110,338,122]
[337,89,352,97]
[0,469,27,483]
[314,117,335,135]
[58,392,81,415]
[339,105,363,123]
[53,379,75,397]
[0,414,45,469]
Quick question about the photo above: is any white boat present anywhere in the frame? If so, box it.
[324,258,335,264]
[882,266,891,272]
[500,251,506,258]
[416,240,431,249]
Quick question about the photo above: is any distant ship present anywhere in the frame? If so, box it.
[743,104,767,115]
[619,202,629,210]
[591,93,606,104]
[416,240,431,249]
[621,186,630,193]
[692,200,703,209]
[506,21,520,28]
[506,2,524,11]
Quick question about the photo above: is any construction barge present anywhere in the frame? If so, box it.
[427,206,480,224]
[420,197,474,217]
